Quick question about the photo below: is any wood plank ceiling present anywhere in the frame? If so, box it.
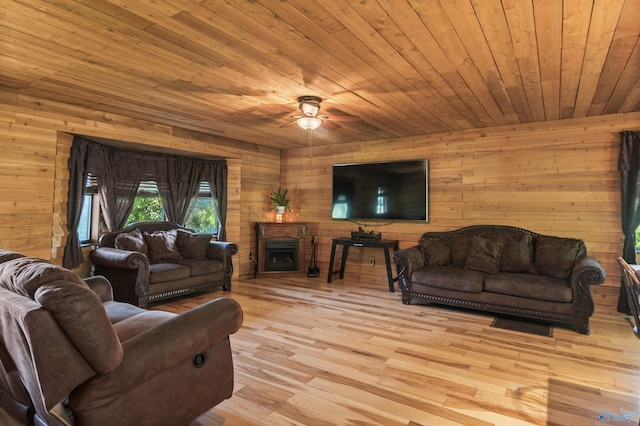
[1,0,639,150]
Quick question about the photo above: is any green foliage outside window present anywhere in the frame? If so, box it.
[185,198,218,233]
[125,196,217,233]
[126,197,164,226]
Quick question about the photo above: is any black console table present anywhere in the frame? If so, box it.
[327,237,399,292]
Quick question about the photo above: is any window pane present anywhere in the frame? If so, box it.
[77,194,92,242]
[186,197,218,233]
[126,181,164,225]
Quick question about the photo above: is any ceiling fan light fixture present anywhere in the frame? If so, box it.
[297,95,322,117]
[299,101,320,116]
[297,116,322,130]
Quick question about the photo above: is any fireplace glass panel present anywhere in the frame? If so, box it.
[264,240,298,272]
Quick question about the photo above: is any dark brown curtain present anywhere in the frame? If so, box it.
[63,140,91,268]
[618,130,640,313]
[158,158,202,224]
[204,161,228,241]
[99,176,140,232]
[64,136,227,268]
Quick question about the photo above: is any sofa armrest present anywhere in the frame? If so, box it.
[89,247,149,270]
[73,297,243,395]
[89,248,151,306]
[572,256,606,286]
[570,255,606,317]
[84,275,114,303]
[392,246,424,291]
[206,242,238,278]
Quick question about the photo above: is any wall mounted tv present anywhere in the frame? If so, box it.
[331,159,428,222]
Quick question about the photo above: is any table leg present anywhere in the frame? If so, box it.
[339,245,349,279]
[327,240,338,283]
[384,246,395,292]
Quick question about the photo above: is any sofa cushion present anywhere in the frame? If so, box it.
[412,266,486,292]
[144,229,182,263]
[535,235,586,280]
[499,234,536,273]
[484,272,573,303]
[112,310,176,343]
[179,259,225,277]
[419,236,451,266]
[148,263,191,284]
[114,229,148,256]
[176,229,210,260]
[465,236,503,274]
[102,300,148,325]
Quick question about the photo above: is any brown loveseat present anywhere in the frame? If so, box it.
[0,249,243,426]
[90,221,238,307]
[392,225,606,334]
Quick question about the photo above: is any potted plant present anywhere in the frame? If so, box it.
[270,187,292,213]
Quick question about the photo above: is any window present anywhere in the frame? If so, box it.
[77,174,98,244]
[125,181,219,234]
[126,181,164,226]
[185,181,218,233]
[77,193,93,242]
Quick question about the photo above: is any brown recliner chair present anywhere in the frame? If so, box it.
[0,249,243,426]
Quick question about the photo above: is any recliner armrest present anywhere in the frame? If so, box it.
[84,276,114,303]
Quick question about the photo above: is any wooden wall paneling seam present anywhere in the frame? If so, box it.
[572,0,627,117]
[533,0,563,120]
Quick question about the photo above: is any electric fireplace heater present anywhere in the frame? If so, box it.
[264,240,298,272]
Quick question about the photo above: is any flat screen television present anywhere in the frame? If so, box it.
[331,159,428,221]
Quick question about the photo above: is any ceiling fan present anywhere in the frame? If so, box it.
[280,96,361,130]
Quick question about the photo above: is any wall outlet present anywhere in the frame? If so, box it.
[369,257,375,266]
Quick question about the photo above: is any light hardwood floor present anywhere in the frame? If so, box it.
[153,277,640,426]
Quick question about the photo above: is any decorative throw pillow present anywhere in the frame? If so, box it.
[143,229,181,263]
[535,235,586,280]
[464,236,503,274]
[419,236,451,266]
[176,229,211,260]
[450,235,472,267]
[500,234,536,273]
[114,228,148,256]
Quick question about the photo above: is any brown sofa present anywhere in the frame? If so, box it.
[0,249,243,426]
[90,221,238,307]
[392,225,606,334]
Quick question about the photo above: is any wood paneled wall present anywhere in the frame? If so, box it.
[0,90,278,279]
[2,87,640,313]
[281,112,640,313]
